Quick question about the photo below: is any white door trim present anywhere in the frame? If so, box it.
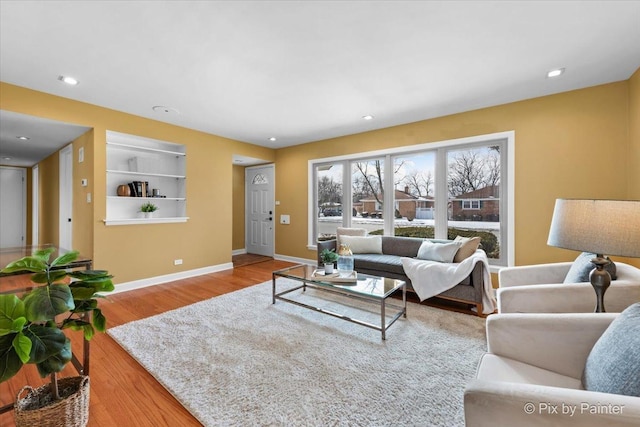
[0,166,26,247]
[32,165,39,245]
[59,145,73,250]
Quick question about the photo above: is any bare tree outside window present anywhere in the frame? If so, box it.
[448,146,500,197]
[401,169,434,197]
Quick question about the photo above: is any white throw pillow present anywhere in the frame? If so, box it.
[339,235,382,254]
[416,241,462,263]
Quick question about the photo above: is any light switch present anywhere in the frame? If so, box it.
[280,214,290,225]
[86,193,92,203]
[81,178,88,187]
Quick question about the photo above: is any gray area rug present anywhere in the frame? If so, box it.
[108,280,487,426]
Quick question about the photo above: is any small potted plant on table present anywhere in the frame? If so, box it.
[319,248,339,274]
[0,248,114,427]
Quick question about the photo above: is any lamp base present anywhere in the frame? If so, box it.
[590,254,612,313]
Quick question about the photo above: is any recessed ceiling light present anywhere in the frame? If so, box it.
[58,75,79,85]
[2,157,11,161]
[16,136,30,140]
[152,106,180,114]
[547,68,565,78]
[362,115,374,120]
[269,137,277,142]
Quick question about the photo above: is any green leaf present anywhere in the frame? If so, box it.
[68,270,111,281]
[51,251,79,267]
[71,299,97,314]
[23,284,74,321]
[35,337,71,377]
[93,309,106,333]
[0,256,47,274]
[12,332,32,364]
[69,284,98,301]
[31,270,68,284]
[32,248,55,262]
[11,317,27,333]
[0,294,26,335]
[0,333,24,382]
[63,319,95,340]
[23,325,67,364]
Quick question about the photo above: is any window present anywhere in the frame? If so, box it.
[447,144,504,263]
[393,152,436,236]
[352,158,384,226]
[314,162,344,242]
[309,131,514,267]
[461,200,481,209]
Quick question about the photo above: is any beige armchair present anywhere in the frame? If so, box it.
[497,261,640,313]
[464,312,640,426]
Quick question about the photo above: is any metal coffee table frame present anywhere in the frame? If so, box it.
[272,264,406,340]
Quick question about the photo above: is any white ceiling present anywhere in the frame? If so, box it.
[1,1,640,166]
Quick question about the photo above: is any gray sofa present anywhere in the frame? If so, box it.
[317,235,487,316]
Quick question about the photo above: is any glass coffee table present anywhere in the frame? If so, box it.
[272,264,406,340]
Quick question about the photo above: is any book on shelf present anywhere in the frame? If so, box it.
[128,182,138,197]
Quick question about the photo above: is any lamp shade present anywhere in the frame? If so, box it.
[547,199,640,258]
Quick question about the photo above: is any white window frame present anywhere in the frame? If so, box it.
[462,200,481,210]
[308,131,515,269]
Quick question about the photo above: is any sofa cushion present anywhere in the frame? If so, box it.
[564,252,617,283]
[477,354,582,389]
[336,227,367,247]
[453,236,481,262]
[381,236,424,257]
[416,240,462,263]
[353,254,406,276]
[582,303,640,397]
[339,235,383,254]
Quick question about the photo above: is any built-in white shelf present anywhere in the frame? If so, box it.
[105,131,187,225]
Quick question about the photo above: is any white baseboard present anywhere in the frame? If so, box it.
[232,248,247,256]
[109,262,234,295]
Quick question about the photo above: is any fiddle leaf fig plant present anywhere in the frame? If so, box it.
[0,248,113,400]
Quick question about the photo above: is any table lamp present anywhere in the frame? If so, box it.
[547,199,640,312]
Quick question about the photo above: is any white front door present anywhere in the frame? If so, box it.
[245,165,274,257]
[0,166,26,248]
[59,145,73,250]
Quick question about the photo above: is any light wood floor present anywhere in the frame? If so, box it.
[0,257,293,427]
[0,256,478,426]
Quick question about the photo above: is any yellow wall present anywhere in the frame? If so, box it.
[0,82,276,283]
[232,165,245,251]
[71,130,95,257]
[629,68,640,200]
[275,81,634,266]
[3,70,638,283]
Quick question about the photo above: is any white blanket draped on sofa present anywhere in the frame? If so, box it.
[401,250,496,314]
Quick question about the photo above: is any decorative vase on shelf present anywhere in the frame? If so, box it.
[116,184,130,197]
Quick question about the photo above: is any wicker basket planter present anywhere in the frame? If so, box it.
[14,376,90,427]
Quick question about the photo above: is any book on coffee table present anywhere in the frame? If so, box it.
[311,269,357,283]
